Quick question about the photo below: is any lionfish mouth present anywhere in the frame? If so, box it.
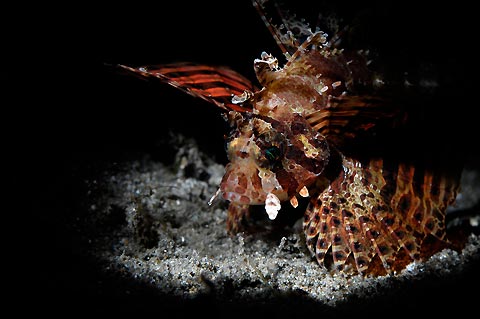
[209,166,311,221]
[222,191,251,205]
[209,187,282,220]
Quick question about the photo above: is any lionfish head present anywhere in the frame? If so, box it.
[218,111,329,219]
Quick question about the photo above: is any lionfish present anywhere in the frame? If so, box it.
[116,0,463,275]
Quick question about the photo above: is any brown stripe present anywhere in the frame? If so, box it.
[152,65,253,90]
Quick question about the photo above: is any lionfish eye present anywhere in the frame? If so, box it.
[265,146,281,162]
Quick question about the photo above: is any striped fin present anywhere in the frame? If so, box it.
[252,0,329,60]
[305,95,403,147]
[252,0,347,62]
[118,63,255,113]
[304,156,448,275]
[252,0,299,59]
[342,207,372,273]
[388,162,459,240]
[305,153,461,275]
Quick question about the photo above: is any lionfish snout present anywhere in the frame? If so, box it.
[221,163,264,205]
[219,155,290,219]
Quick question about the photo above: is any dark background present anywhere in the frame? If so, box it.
[14,0,478,316]
[98,0,476,165]
[7,0,472,165]
[6,0,477,161]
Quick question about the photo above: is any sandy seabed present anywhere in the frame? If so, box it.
[53,135,480,317]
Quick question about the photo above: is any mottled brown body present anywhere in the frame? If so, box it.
[117,0,462,275]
